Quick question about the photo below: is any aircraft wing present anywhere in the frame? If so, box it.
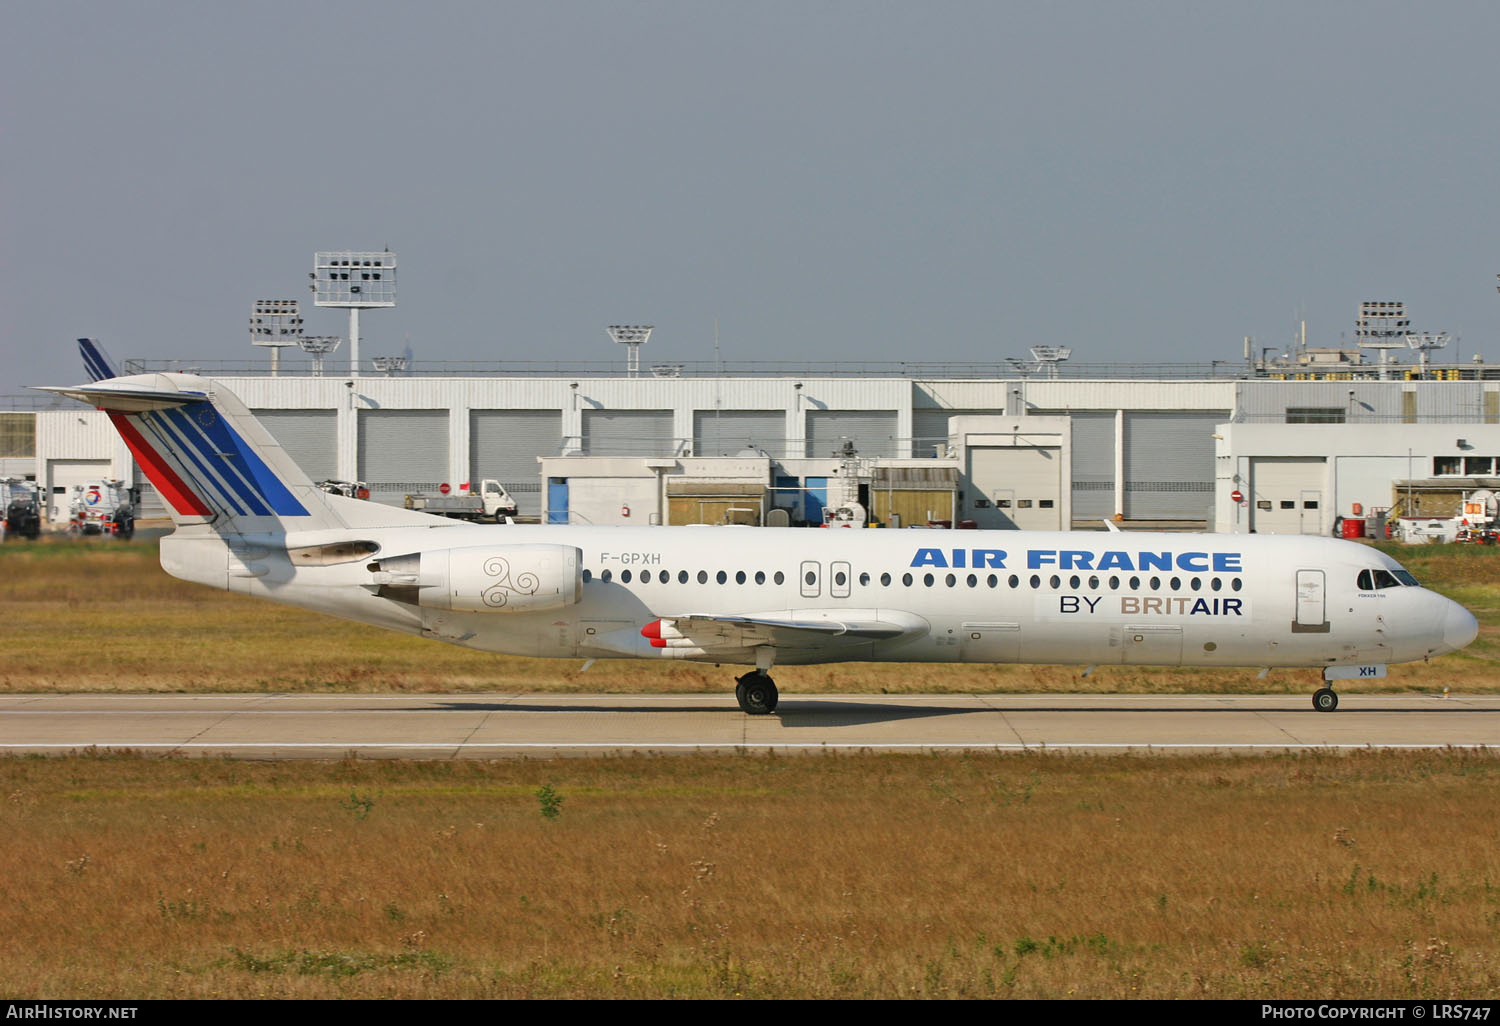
[642,609,929,653]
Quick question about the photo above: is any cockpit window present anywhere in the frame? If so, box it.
[1358,568,1414,591]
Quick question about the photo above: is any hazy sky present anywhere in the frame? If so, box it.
[5,1,1500,393]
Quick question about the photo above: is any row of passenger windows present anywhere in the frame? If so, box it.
[582,567,1245,592]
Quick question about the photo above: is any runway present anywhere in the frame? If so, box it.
[0,692,1497,758]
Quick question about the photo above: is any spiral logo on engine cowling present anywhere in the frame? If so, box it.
[480,555,541,608]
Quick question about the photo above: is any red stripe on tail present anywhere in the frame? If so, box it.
[107,411,214,516]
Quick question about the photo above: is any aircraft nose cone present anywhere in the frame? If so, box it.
[1443,602,1479,652]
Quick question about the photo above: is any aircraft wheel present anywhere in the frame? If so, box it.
[735,672,779,715]
[1312,687,1339,713]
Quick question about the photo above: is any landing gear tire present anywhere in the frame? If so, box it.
[735,672,779,715]
[1312,687,1339,713]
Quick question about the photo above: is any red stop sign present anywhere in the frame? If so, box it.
[1230,489,1244,503]
[439,483,451,495]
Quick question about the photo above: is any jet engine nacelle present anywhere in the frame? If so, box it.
[374,544,582,613]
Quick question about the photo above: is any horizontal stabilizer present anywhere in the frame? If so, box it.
[34,376,209,412]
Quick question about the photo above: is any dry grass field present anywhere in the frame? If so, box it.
[2,750,1498,999]
[1,536,1496,696]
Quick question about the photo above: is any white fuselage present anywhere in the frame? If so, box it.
[160,523,1475,671]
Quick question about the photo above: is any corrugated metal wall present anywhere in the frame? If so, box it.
[911,409,995,457]
[357,410,449,504]
[692,410,786,457]
[1123,412,1226,519]
[469,410,562,516]
[582,410,675,456]
[253,410,338,483]
[805,410,899,457]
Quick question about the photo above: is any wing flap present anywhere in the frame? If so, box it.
[642,609,928,651]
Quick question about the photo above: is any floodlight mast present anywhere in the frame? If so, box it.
[607,325,653,378]
[1405,331,1451,379]
[312,251,396,376]
[1355,301,1409,380]
[1029,345,1072,380]
[296,336,342,377]
[249,299,303,377]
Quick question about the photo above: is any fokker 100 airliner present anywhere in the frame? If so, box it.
[41,341,1478,715]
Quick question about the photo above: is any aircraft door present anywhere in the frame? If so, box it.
[830,561,851,598]
[800,560,821,598]
[1294,569,1329,632]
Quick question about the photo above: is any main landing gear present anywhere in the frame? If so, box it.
[735,646,779,715]
[1312,686,1339,713]
[735,671,779,715]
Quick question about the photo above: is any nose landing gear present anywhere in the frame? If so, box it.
[1312,686,1339,712]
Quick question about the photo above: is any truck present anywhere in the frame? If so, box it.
[1,478,41,541]
[68,479,136,539]
[403,479,518,523]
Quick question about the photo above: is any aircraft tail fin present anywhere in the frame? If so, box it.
[77,338,119,383]
[37,373,350,531]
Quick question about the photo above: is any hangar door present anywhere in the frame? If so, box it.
[1065,412,1116,520]
[1250,457,1326,535]
[253,410,338,484]
[965,445,1063,530]
[1123,412,1225,521]
[693,410,785,458]
[582,410,674,457]
[46,459,109,523]
[470,410,562,517]
[357,410,449,505]
[805,411,899,458]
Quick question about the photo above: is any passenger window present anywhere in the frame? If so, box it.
[697,571,708,584]
[902,573,913,586]
[679,570,689,583]
[774,571,785,585]
[880,572,892,586]
[736,571,746,584]
[859,572,870,586]
[659,570,668,584]
[1211,577,1221,592]
[601,569,613,582]
[1069,575,1080,589]
[582,569,593,582]
[1149,577,1161,590]
[1231,578,1243,592]
[924,573,935,587]
[1169,577,1180,591]
[967,574,978,588]
[622,570,633,583]
[1129,576,1140,590]
[945,573,956,587]
[755,571,766,585]
[1029,575,1040,589]
[1108,576,1119,590]
[1007,574,1018,588]
[1049,575,1060,589]
[835,571,847,587]
[1190,578,1201,591]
